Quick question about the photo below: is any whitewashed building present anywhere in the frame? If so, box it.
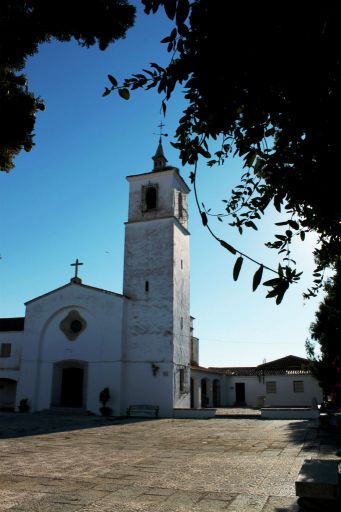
[0,142,322,416]
[190,355,323,409]
[0,141,191,417]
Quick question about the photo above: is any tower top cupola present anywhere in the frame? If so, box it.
[152,137,168,171]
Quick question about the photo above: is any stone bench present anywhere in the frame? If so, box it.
[126,405,159,417]
[295,459,341,511]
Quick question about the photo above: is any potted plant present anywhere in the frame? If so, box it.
[18,398,30,412]
[99,387,112,416]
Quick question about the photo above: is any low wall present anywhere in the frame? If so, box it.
[261,407,320,419]
[173,408,216,419]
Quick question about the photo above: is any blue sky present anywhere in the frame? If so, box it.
[0,3,324,366]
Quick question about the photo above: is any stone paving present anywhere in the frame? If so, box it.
[0,411,340,511]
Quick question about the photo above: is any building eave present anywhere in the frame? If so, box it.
[25,282,125,305]
[126,168,190,193]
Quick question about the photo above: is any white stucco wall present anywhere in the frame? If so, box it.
[190,370,323,409]
[123,219,174,362]
[0,331,23,375]
[122,167,191,415]
[0,333,23,409]
[173,223,190,409]
[127,168,189,228]
[221,374,323,407]
[16,282,123,414]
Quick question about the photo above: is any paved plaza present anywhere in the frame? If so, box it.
[0,411,340,511]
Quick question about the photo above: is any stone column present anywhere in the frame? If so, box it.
[207,379,213,407]
[192,378,201,409]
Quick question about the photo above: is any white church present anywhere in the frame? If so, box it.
[0,142,322,416]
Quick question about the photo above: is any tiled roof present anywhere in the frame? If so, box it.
[190,365,224,375]
[0,317,25,332]
[208,355,311,376]
[256,355,309,369]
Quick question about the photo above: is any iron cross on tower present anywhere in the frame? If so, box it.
[157,121,167,140]
[70,258,83,278]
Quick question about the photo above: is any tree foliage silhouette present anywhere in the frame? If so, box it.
[306,260,341,405]
[104,1,340,303]
[0,0,135,172]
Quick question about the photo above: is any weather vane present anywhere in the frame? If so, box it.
[153,121,168,141]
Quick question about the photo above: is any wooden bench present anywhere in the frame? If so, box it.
[126,405,159,417]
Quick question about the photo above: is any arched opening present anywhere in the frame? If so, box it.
[51,361,87,408]
[145,186,157,210]
[213,379,221,407]
[235,382,246,405]
[190,378,194,408]
[61,368,83,407]
[201,378,208,407]
[178,192,183,218]
[0,378,17,411]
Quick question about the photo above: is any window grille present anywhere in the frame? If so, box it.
[266,381,277,393]
[293,380,304,393]
[0,343,11,358]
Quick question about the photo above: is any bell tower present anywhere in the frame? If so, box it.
[122,141,190,417]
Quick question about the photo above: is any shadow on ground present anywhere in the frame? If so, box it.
[286,416,341,452]
[0,412,158,439]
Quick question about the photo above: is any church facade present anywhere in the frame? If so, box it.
[0,142,191,417]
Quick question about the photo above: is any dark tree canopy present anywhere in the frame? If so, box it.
[105,0,340,303]
[0,0,135,172]
[306,260,341,405]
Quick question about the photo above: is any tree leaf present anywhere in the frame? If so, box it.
[102,88,111,97]
[150,62,164,73]
[275,282,289,304]
[164,0,177,20]
[197,146,211,158]
[245,220,258,230]
[245,150,257,168]
[201,212,208,226]
[161,35,172,43]
[233,256,243,281]
[263,277,281,287]
[288,220,299,230]
[170,28,177,40]
[107,74,117,87]
[266,287,279,298]
[220,239,236,255]
[273,195,282,212]
[265,127,275,137]
[118,88,130,100]
[252,265,263,291]
[176,0,190,25]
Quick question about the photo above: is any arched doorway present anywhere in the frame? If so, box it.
[190,378,194,408]
[213,379,221,407]
[51,361,87,408]
[235,382,246,405]
[0,378,17,411]
[201,379,208,407]
[61,367,83,407]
